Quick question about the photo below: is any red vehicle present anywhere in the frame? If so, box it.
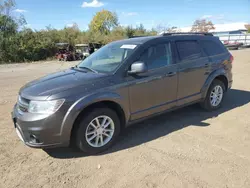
[55,43,76,61]
[223,40,243,50]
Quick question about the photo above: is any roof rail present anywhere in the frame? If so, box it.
[161,32,213,36]
[129,35,148,38]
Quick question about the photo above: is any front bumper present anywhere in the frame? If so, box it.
[228,80,233,89]
[11,104,69,149]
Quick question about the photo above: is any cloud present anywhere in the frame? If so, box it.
[66,23,74,27]
[201,15,213,19]
[14,9,27,13]
[200,14,225,20]
[82,0,104,8]
[126,12,138,16]
[215,14,225,20]
[122,12,139,16]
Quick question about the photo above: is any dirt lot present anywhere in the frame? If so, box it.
[0,49,250,188]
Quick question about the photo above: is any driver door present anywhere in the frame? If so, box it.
[127,42,178,120]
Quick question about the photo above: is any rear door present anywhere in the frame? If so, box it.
[175,40,210,106]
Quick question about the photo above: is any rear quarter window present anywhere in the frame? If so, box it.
[201,40,226,56]
[176,41,202,61]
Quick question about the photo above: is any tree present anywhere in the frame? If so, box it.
[62,23,81,45]
[0,14,18,36]
[166,26,180,33]
[245,24,250,33]
[155,24,179,34]
[0,0,15,16]
[147,28,157,36]
[0,0,18,36]
[0,0,18,62]
[89,10,118,35]
[135,23,146,35]
[191,19,215,32]
[125,25,135,38]
[155,24,167,34]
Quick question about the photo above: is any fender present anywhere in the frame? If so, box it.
[59,91,130,145]
[201,68,228,99]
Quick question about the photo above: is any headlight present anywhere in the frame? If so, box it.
[28,99,65,114]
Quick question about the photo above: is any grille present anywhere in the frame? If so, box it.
[17,96,29,113]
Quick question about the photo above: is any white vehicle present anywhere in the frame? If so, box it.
[75,43,102,59]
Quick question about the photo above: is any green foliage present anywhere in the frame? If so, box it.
[0,6,159,63]
[125,26,135,38]
[0,14,17,35]
[89,10,118,35]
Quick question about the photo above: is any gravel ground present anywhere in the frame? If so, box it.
[0,49,250,188]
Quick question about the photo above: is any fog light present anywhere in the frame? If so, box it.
[29,135,40,144]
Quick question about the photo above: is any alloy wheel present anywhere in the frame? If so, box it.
[210,85,223,107]
[85,116,115,148]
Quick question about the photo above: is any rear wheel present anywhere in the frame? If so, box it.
[200,79,225,111]
[74,108,121,154]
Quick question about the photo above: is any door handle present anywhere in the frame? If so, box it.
[152,76,163,80]
[166,72,176,77]
[179,68,192,72]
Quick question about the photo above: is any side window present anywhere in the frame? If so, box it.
[201,40,226,56]
[139,43,172,70]
[176,41,202,61]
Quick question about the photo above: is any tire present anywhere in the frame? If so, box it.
[74,108,121,154]
[200,79,226,111]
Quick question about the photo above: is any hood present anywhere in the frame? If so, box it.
[20,68,108,100]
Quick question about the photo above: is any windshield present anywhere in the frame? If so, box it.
[78,42,137,73]
[82,46,89,53]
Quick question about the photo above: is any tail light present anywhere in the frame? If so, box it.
[229,54,234,63]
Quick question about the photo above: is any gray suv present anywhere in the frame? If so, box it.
[12,33,233,154]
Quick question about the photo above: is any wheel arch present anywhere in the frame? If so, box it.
[69,100,127,145]
[214,75,228,90]
[60,93,129,146]
[201,69,229,99]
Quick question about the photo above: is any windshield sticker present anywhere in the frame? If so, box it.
[120,44,137,49]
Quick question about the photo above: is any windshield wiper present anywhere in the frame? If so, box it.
[74,66,98,73]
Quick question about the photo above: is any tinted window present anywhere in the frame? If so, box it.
[201,40,226,56]
[176,41,202,61]
[139,43,172,70]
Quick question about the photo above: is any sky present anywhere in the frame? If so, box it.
[13,0,250,31]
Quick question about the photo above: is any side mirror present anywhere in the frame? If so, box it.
[128,61,147,75]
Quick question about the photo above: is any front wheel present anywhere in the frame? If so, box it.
[200,79,226,111]
[74,108,121,154]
